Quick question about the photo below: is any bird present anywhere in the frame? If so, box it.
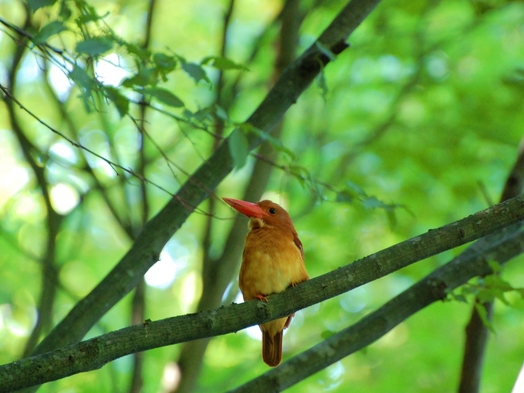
[223,197,309,366]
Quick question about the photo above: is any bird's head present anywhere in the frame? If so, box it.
[222,197,295,231]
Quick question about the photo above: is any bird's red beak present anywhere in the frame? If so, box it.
[223,197,267,218]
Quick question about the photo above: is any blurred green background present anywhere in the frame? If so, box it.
[1,0,524,392]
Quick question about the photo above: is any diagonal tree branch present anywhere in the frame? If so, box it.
[26,0,381,359]
[228,218,524,392]
[1,193,524,392]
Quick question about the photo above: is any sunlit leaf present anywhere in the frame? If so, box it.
[201,56,248,71]
[33,21,65,44]
[182,62,210,83]
[69,65,95,92]
[153,53,177,72]
[122,67,156,88]
[76,37,113,57]
[75,5,107,24]
[143,87,184,107]
[27,0,56,12]
[59,2,72,19]
[104,87,129,117]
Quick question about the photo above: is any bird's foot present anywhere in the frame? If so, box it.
[255,294,269,302]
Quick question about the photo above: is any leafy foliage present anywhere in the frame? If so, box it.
[0,0,524,392]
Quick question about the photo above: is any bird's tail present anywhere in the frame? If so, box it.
[262,329,283,367]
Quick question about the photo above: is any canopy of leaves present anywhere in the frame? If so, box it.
[0,0,523,392]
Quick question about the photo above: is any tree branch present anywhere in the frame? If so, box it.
[228,218,524,392]
[458,143,524,393]
[2,193,524,392]
[26,0,378,360]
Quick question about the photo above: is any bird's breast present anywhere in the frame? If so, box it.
[239,228,308,301]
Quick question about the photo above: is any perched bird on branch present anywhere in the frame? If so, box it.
[223,197,309,366]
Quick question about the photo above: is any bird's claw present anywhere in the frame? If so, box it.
[256,294,269,302]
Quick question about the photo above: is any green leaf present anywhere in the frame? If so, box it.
[153,53,177,71]
[69,65,95,92]
[461,284,479,296]
[228,128,249,169]
[453,294,468,303]
[122,67,156,88]
[59,1,72,19]
[75,5,107,24]
[192,107,214,122]
[363,196,385,209]
[477,288,497,303]
[214,104,229,121]
[484,275,513,292]
[76,37,113,57]
[104,87,129,117]
[320,329,335,340]
[474,303,495,333]
[33,21,65,44]
[125,43,150,60]
[27,0,56,12]
[487,260,502,274]
[336,190,354,203]
[143,87,184,107]
[201,56,248,71]
[181,62,210,83]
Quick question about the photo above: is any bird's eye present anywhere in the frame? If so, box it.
[269,208,277,215]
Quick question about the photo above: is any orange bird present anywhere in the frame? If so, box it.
[223,197,309,366]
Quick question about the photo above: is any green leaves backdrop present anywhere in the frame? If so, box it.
[0,0,523,392]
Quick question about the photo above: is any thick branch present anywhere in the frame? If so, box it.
[1,194,524,392]
[228,219,524,392]
[28,0,379,358]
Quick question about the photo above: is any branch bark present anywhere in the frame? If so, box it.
[1,194,524,392]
